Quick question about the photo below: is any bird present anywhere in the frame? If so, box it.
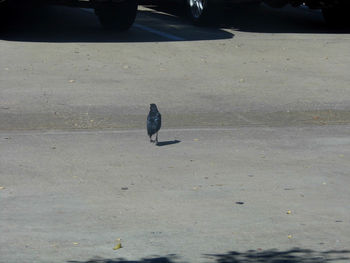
[147,103,161,145]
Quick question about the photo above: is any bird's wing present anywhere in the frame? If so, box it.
[156,113,161,130]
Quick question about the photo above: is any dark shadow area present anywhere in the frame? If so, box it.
[68,256,176,263]
[68,248,350,263]
[0,5,233,42]
[156,140,181,146]
[1,1,350,43]
[145,2,350,34]
[209,248,350,263]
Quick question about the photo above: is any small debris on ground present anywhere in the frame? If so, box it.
[113,238,122,250]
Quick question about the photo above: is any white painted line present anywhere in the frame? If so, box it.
[298,4,321,13]
[80,8,94,13]
[133,23,185,41]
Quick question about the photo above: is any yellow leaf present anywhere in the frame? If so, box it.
[113,243,122,250]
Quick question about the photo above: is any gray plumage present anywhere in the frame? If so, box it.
[147,103,161,144]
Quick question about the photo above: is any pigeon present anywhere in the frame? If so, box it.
[147,103,161,144]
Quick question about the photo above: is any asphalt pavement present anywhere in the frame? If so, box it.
[1,3,350,263]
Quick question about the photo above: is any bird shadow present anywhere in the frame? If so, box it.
[156,140,181,147]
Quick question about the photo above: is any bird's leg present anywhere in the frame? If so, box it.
[155,132,158,145]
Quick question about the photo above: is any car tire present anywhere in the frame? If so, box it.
[322,4,350,27]
[0,0,11,27]
[94,0,137,31]
[186,0,214,25]
[263,0,287,8]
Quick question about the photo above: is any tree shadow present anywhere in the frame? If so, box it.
[68,248,350,263]
[68,256,177,263]
[156,140,181,146]
[207,248,350,263]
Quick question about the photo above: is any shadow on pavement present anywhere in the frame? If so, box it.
[0,5,233,42]
[68,248,350,263]
[156,140,181,146]
[147,2,350,34]
[2,3,350,43]
[209,248,350,263]
[68,256,176,263]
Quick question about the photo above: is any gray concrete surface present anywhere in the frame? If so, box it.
[1,3,350,263]
[1,5,350,130]
[1,127,350,263]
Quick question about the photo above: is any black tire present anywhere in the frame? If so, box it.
[185,0,214,26]
[95,0,137,31]
[0,1,11,29]
[322,4,350,27]
[263,0,287,8]
[0,0,10,18]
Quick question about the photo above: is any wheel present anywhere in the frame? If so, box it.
[94,0,137,31]
[263,0,287,8]
[0,0,11,28]
[186,0,213,25]
[322,5,350,27]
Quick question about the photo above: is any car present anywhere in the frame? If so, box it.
[0,0,138,31]
[155,0,261,25]
[264,0,350,27]
[149,0,350,26]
